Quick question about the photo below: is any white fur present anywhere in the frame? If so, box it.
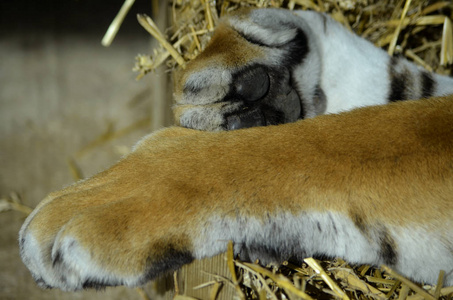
[228,15,299,47]
[176,9,453,130]
[194,211,453,286]
[20,229,147,291]
[178,102,242,132]
[293,11,393,113]
[20,231,59,288]
[178,67,232,105]
[434,72,453,95]
[52,234,146,290]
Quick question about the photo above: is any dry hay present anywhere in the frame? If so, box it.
[179,241,453,300]
[99,0,453,299]
[0,192,33,215]
[132,0,453,78]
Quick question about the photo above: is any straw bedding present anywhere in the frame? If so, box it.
[133,0,452,77]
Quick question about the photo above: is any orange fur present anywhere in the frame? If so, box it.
[20,7,453,289]
[21,96,453,289]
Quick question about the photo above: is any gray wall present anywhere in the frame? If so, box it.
[0,1,173,299]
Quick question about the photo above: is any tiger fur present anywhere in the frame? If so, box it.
[173,8,453,130]
[19,8,453,291]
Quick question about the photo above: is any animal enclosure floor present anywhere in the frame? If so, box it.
[0,1,173,299]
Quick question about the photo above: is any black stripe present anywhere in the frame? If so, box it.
[350,212,368,234]
[316,221,322,232]
[183,84,202,95]
[388,57,409,102]
[285,29,309,66]
[35,277,53,289]
[329,214,338,235]
[239,238,306,265]
[313,85,327,115]
[320,13,328,33]
[145,247,194,281]
[83,279,109,290]
[421,71,435,99]
[52,250,63,268]
[237,27,309,67]
[379,229,398,265]
[238,32,268,47]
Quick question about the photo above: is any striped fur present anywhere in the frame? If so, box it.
[174,8,453,131]
[20,96,453,290]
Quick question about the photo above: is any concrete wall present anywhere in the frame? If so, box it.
[0,1,174,299]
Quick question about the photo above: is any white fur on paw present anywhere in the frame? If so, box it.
[20,231,60,289]
[50,234,146,291]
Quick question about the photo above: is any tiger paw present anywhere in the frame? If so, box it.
[19,127,201,291]
[21,199,194,291]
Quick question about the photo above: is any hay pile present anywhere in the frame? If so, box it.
[179,241,453,300]
[102,0,453,299]
[133,0,453,78]
[222,245,453,300]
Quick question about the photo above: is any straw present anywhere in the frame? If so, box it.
[102,0,136,47]
[137,14,186,68]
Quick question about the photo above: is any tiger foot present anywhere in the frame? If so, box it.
[20,98,453,290]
